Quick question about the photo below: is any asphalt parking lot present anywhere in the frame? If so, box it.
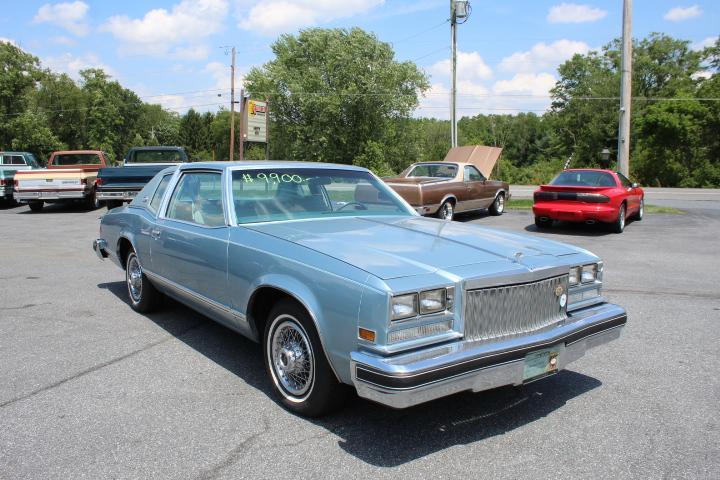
[1,197,718,479]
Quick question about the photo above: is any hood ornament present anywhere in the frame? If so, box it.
[512,251,524,263]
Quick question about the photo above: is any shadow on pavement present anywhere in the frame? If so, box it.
[523,219,641,237]
[16,202,105,214]
[99,279,604,467]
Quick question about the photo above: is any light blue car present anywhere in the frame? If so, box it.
[93,162,626,416]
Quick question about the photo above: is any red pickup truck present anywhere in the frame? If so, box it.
[14,150,110,212]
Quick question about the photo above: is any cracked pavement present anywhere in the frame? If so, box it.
[0,197,718,479]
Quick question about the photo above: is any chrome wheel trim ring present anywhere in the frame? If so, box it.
[126,254,143,304]
[267,316,315,401]
[496,194,504,213]
[619,207,625,230]
[639,199,644,218]
[442,202,453,220]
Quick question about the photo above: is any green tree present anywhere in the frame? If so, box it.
[244,28,429,166]
[0,42,43,146]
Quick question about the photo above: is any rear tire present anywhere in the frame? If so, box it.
[611,204,626,233]
[263,299,347,417]
[535,216,552,229]
[437,200,454,221]
[489,192,505,216]
[125,250,162,313]
[86,190,101,210]
[28,201,44,212]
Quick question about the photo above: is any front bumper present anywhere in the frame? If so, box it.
[533,201,618,223]
[93,238,109,260]
[351,302,626,409]
[96,190,139,202]
[14,189,87,201]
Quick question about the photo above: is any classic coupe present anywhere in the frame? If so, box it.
[384,161,510,221]
[533,169,644,233]
[93,162,626,416]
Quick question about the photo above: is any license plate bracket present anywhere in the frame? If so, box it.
[523,346,560,381]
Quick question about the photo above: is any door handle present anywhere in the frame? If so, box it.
[151,228,161,240]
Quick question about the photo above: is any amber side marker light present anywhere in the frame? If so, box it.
[358,328,376,342]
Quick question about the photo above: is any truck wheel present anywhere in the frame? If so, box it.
[437,200,454,221]
[263,299,347,417]
[535,216,552,229]
[28,201,44,212]
[86,190,101,210]
[125,250,162,313]
[611,204,626,233]
[489,192,505,216]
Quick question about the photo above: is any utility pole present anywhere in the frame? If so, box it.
[617,0,632,176]
[229,46,236,162]
[450,0,458,148]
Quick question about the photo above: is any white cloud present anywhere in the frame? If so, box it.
[42,53,115,80]
[429,51,493,82]
[499,40,590,74]
[692,36,718,51]
[101,0,228,59]
[493,73,557,97]
[238,0,384,36]
[0,37,18,46]
[33,1,89,36]
[547,3,607,23]
[664,5,702,22]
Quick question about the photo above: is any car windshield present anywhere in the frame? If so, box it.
[130,150,186,163]
[550,171,616,187]
[407,163,457,178]
[54,154,101,165]
[232,168,412,224]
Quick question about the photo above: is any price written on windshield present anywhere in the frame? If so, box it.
[241,173,305,184]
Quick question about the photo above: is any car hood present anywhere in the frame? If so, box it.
[247,216,579,279]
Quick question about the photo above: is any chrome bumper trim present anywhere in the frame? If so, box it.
[96,191,138,201]
[351,302,626,409]
[93,239,108,260]
[15,191,86,200]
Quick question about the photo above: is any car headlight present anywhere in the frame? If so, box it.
[581,264,598,283]
[569,266,581,286]
[391,293,418,320]
[419,288,446,314]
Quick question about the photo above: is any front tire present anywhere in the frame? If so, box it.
[28,201,44,212]
[263,300,347,417]
[635,198,644,221]
[611,204,626,233]
[489,192,505,216]
[535,216,552,229]
[437,200,454,221]
[125,251,162,313]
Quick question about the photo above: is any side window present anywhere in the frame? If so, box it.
[0,156,4,165]
[464,166,485,182]
[9,156,26,165]
[166,172,225,227]
[617,173,631,188]
[149,175,172,213]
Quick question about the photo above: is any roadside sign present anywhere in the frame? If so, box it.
[244,99,268,143]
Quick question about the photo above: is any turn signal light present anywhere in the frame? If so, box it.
[358,328,376,343]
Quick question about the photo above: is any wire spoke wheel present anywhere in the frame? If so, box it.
[126,254,143,303]
[269,317,315,398]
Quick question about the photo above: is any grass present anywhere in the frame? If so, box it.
[506,198,684,214]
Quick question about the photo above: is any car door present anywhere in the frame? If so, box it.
[462,165,488,211]
[152,170,231,309]
[616,172,639,213]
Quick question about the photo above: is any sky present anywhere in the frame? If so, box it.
[0,0,717,119]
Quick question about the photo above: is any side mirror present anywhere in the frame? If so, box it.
[631,182,638,188]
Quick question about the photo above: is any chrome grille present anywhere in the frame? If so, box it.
[464,275,568,341]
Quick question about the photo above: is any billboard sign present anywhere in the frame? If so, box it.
[244,99,268,143]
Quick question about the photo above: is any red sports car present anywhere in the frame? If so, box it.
[533,169,644,233]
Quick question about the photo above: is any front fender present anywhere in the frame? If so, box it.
[247,273,364,384]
